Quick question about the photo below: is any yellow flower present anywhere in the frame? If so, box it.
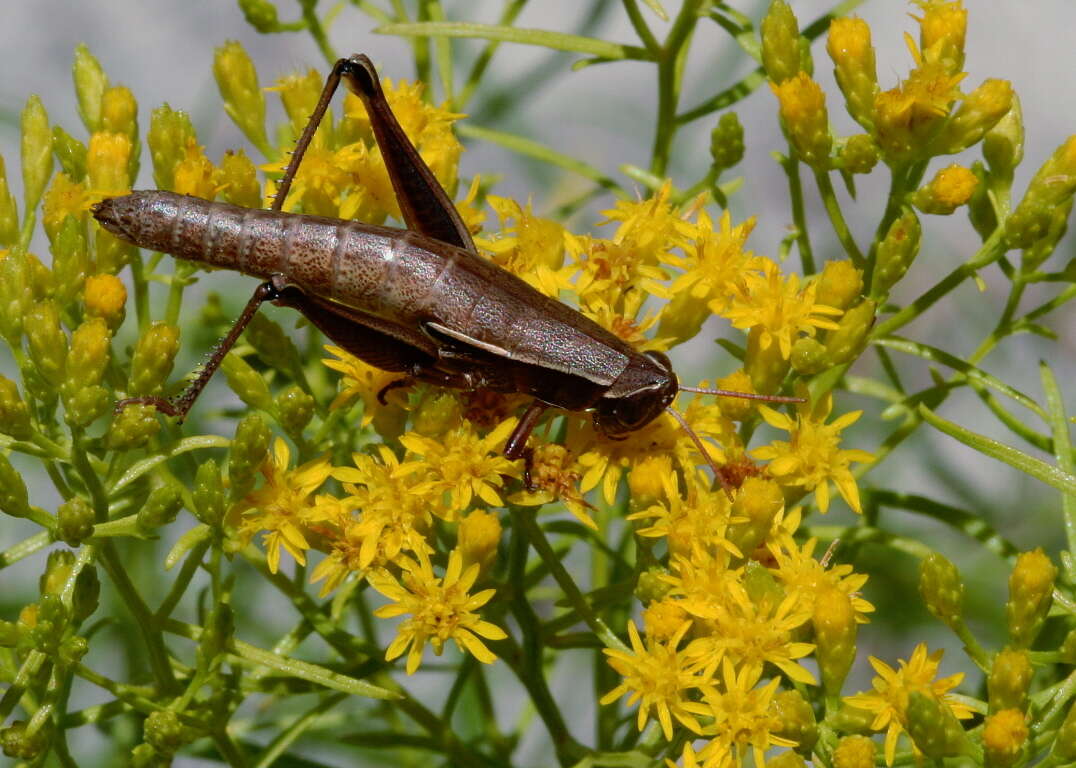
[321,345,407,425]
[598,180,694,265]
[601,619,702,740]
[914,0,967,74]
[571,395,737,507]
[768,537,874,622]
[982,709,1027,767]
[770,73,832,169]
[684,659,796,768]
[685,586,817,686]
[845,643,974,765]
[508,441,596,529]
[752,392,873,513]
[87,131,133,197]
[43,173,93,239]
[568,234,668,315]
[308,446,440,595]
[627,470,742,561]
[475,195,568,282]
[83,274,127,325]
[913,164,978,214]
[368,548,507,674]
[231,438,333,573]
[719,260,842,360]
[397,419,520,519]
[173,140,220,200]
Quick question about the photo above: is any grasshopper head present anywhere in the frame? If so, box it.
[593,351,678,437]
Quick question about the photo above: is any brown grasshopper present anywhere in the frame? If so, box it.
[93,54,799,489]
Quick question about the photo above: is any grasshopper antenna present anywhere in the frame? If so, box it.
[664,406,735,501]
[666,388,806,500]
[679,385,806,403]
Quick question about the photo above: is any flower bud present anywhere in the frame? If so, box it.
[728,476,784,556]
[0,453,31,519]
[768,752,806,768]
[1006,136,1076,249]
[173,141,218,200]
[83,273,126,329]
[1,720,46,760]
[147,104,196,191]
[771,689,817,753]
[710,112,745,172]
[238,0,282,33]
[705,370,753,423]
[906,689,972,759]
[276,384,314,438]
[214,41,269,154]
[221,352,273,412]
[771,73,831,170]
[743,560,783,607]
[0,155,19,247]
[988,647,1032,713]
[640,598,685,640]
[59,634,89,665]
[826,17,877,132]
[412,391,462,437]
[936,79,1013,156]
[791,337,828,375]
[919,551,964,630]
[745,325,790,395]
[63,385,110,429]
[66,317,110,389]
[57,496,95,546]
[761,0,802,85]
[246,312,303,380]
[73,44,108,132]
[1005,548,1056,648]
[107,403,160,450]
[458,510,502,577]
[966,162,997,240]
[832,703,874,734]
[144,709,187,756]
[983,709,1026,768]
[917,0,966,75]
[72,565,100,623]
[983,93,1023,183]
[913,164,978,215]
[87,131,132,197]
[833,735,876,768]
[636,567,673,605]
[51,125,88,182]
[0,376,32,440]
[129,322,179,396]
[41,550,75,596]
[0,250,32,346]
[219,149,262,209]
[21,94,53,219]
[26,300,68,388]
[137,485,182,533]
[1056,700,1076,761]
[814,587,856,695]
[816,260,862,311]
[871,210,921,296]
[824,299,875,366]
[628,453,673,508]
[187,467,227,540]
[837,134,878,175]
[101,85,138,140]
[228,414,270,499]
[276,69,331,146]
[50,214,89,306]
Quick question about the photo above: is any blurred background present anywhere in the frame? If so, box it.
[0,1,1073,764]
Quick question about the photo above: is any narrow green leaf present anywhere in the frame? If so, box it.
[109,435,231,494]
[918,405,1076,497]
[642,0,669,22]
[1040,361,1075,570]
[456,123,623,194]
[876,336,1045,418]
[375,21,652,61]
[163,618,399,700]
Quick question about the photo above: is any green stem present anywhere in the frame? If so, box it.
[783,150,815,274]
[814,168,864,267]
[649,0,701,177]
